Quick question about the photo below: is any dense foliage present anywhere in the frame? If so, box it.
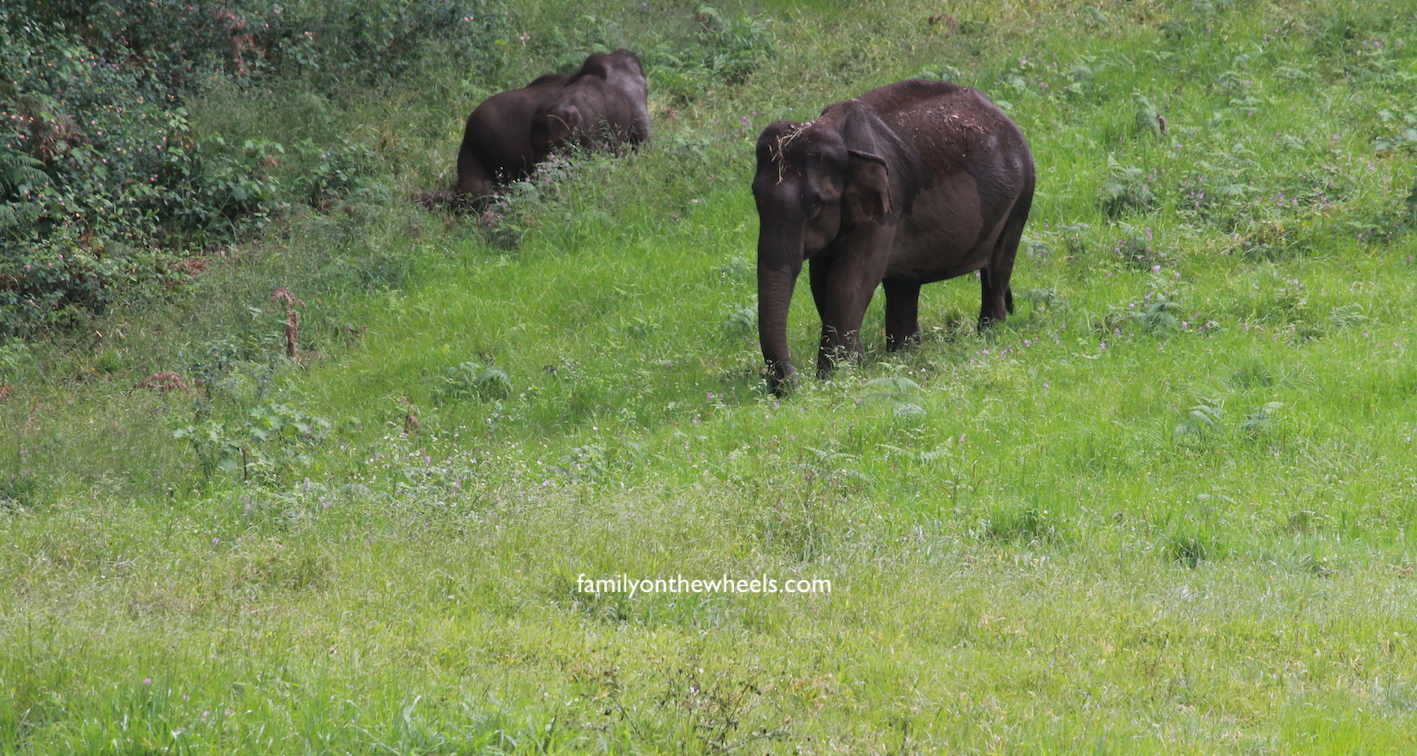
[0,0,508,333]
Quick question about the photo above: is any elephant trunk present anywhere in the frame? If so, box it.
[756,218,804,395]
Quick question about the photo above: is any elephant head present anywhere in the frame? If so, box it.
[530,49,650,161]
[751,103,897,393]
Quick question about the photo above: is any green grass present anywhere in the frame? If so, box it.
[5,0,1417,752]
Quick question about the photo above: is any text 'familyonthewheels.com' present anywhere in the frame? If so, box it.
[577,573,832,598]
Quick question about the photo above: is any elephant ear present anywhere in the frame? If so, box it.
[546,104,583,144]
[843,149,892,224]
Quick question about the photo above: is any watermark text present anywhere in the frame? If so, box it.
[576,573,831,597]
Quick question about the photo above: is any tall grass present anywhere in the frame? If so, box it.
[4,0,1417,752]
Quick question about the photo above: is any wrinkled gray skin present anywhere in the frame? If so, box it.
[452,49,649,208]
[530,49,650,162]
[752,79,1035,395]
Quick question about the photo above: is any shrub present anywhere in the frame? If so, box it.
[434,361,513,403]
[1097,156,1157,217]
[0,0,508,334]
[642,6,775,105]
[174,402,333,484]
[981,503,1059,545]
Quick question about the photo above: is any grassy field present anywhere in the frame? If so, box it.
[5,0,1417,752]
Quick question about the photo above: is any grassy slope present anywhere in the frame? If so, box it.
[4,0,1417,752]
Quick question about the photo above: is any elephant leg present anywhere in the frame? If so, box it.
[454,147,495,208]
[814,242,891,375]
[979,266,1008,325]
[978,192,1031,326]
[808,257,852,376]
[979,237,1021,325]
[883,280,922,350]
[991,238,1018,319]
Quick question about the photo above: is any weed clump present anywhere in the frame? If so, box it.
[1164,532,1218,568]
[473,154,576,250]
[1021,287,1064,314]
[1229,356,1276,389]
[1134,94,1166,139]
[174,402,332,484]
[719,304,758,341]
[981,503,1059,545]
[1326,303,1367,330]
[434,362,512,403]
[1174,396,1285,447]
[1240,401,1284,438]
[1173,399,1224,444]
[1098,157,1157,217]
[0,470,39,511]
[1375,108,1417,153]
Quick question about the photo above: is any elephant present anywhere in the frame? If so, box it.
[451,71,571,206]
[529,49,650,163]
[442,49,650,209]
[751,79,1035,394]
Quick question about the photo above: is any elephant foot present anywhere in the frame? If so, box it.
[765,363,798,397]
[975,314,1006,332]
[414,191,456,210]
[816,343,864,377]
[886,333,921,351]
[415,190,498,215]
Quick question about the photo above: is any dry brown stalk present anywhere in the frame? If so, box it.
[270,288,306,361]
[136,372,189,392]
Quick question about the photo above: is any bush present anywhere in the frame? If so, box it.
[0,0,508,334]
[641,6,775,105]
[433,361,513,403]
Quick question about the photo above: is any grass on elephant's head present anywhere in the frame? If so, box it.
[5,0,1417,752]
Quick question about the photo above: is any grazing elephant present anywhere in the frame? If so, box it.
[751,79,1035,394]
[530,49,651,163]
[445,49,649,209]
[451,72,572,206]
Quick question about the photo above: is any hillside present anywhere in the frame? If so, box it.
[4,0,1417,752]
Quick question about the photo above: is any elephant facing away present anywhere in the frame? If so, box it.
[444,49,650,209]
[751,79,1035,395]
[530,49,650,163]
[452,72,571,205]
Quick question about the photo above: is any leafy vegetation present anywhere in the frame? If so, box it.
[4,0,1417,752]
[0,0,508,332]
